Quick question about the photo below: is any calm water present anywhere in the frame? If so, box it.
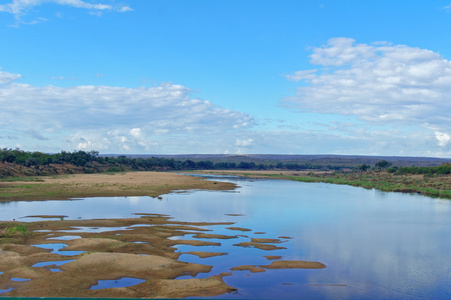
[1,176,451,299]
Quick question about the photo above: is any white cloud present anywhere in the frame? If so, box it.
[0,69,254,153]
[435,131,451,147]
[283,38,451,145]
[283,69,317,82]
[235,138,255,147]
[0,69,21,84]
[130,128,142,138]
[0,0,132,24]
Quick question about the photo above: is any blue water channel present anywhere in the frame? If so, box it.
[1,176,451,299]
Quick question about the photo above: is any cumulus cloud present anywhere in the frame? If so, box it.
[283,69,317,82]
[235,138,255,147]
[130,128,142,138]
[0,0,132,24]
[0,69,21,84]
[435,132,451,147]
[0,69,254,153]
[283,38,451,148]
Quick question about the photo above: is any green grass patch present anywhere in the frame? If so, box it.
[264,173,451,200]
[0,176,44,182]
[0,222,31,243]
[0,193,15,197]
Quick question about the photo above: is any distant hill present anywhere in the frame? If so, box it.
[103,154,451,168]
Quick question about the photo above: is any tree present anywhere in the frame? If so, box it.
[375,160,392,169]
[184,160,196,169]
[0,150,17,163]
[358,164,371,172]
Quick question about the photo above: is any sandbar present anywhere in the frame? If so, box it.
[0,171,236,201]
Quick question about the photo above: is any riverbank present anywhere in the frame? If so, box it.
[192,170,451,199]
[0,171,235,201]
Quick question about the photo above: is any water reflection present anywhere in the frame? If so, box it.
[90,277,146,290]
[31,243,85,256]
[10,278,30,282]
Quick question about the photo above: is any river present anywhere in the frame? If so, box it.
[1,176,451,299]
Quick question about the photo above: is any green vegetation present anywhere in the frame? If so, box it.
[394,163,451,175]
[239,171,451,199]
[0,222,30,243]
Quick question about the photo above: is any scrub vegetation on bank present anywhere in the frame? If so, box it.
[199,169,451,199]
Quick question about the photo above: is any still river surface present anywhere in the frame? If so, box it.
[1,175,451,299]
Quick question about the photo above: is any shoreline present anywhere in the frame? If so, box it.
[188,170,451,199]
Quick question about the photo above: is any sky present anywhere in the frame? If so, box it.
[2,0,451,157]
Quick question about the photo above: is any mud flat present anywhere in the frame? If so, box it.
[0,213,326,298]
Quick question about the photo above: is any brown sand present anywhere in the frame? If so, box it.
[226,227,252,232]
[0,171,236,201]
[261,260,326,269]
[233,242,287,251]
[231,265,266,273]
[251,238,285,244]
[264,255,282,260]
[184,251,228,258]
[193,233,238,239]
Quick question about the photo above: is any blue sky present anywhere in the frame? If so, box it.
[2,0,451,156]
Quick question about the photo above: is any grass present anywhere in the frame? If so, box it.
[0,176,44,182]
[0,222,31,243]
[272,172,451,199]
[208,170,451,199]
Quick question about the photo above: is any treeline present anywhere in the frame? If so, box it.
[357,160,451,175]
[2,149,449,176]
[0,148,341,173]
[0,149,100,167]
[108,158,341,171]
[393,163,451,175]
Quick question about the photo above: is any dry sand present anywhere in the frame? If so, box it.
[0,171,236,201]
